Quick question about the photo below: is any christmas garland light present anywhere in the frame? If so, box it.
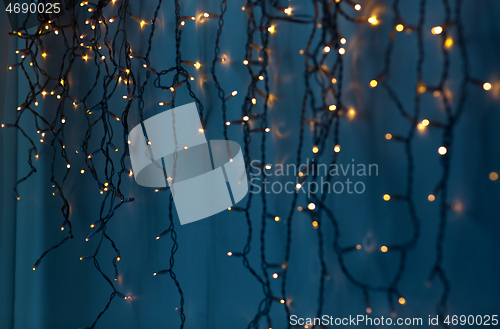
[3,0,495,328]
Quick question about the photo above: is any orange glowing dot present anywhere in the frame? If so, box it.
[385,133,393,140]
[338,47,346,55]
[280,299,285,304]
[356,244,362,250]
[438,146,447,155]
[312,221,319,229]
[421,119,430,127]
[428,194,436,202]
[380,246,388,252]
[323,45,331,53]
[398,297,406,305]
[329,105,337,111]
[483,82,492,91]
[297,206,303,211]
[312,146,319,154]
[274,216,280,222]
[370,80,378,88]
[366,307,372,314]
[334,145,341,153]
[354,4,361,11]
[272,273,279,278]
[490,172,499,181]
[331,78,337,84]
[383,194,391,201]
[307,203,316,210]
[396,24,404,32]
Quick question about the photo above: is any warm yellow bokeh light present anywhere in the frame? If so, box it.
[334,145,341,153]
[428,194,436,202]
[398,297,406,305]
[383,194,391,201]
[385,133,393,140]
[396,24,404,32]
[489,172,498,181]
[431,26,443,35]
[380,246,388,252]
[312,146,319,154]
[483,82,492,91]
[308,203,316,210]
[438,146,447,155]
[368,16,378,25]
[370,80,378,88]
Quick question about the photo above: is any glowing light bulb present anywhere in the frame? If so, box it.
[243,116,249,121]
[483,82,492,91]
[251,98,257,105]
[243,60,249,65]
[383,194,391,201]
[334,145,341,153]
[194,62,201,69]
[366,308,372,314]
[490,172,499,181]
[274,216,280,222]
[227,252,233,256]
[428,194,436,202]
[312,221,319,228]
[329,105,337,111]
[399,297,406,305]
[354,4,361,11]
[331,78,337,84]
[431,26,443,35]
[323,45,331,53]
[265,127,271,133]
[370,80,378,88]
[258,75,264,80]
[368,16,378,25]
[312,146,319,154]
[272,273,279,279]
[438,146,447,155]
[444,37,453,49]
[417,83,427,94]
[347,108,356,120]
[385,133,393,140]
[340,38,347,45]
[284,7,292,15]
[356,245,362,250]
[338,47,345,55]
[280,299,285,304]
[295,183,302,190]
[396,24,404,32]
[307,203,316,210]
[268,25,275,33]
[421,119,430,127]
[380,246,388,252]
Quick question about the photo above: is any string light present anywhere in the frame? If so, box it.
[483,82,492,91]
[431,26,443,35]
[368,16,379,25]
[438,146,447,155]
[7,1,485,327]
[490,172,499,181]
